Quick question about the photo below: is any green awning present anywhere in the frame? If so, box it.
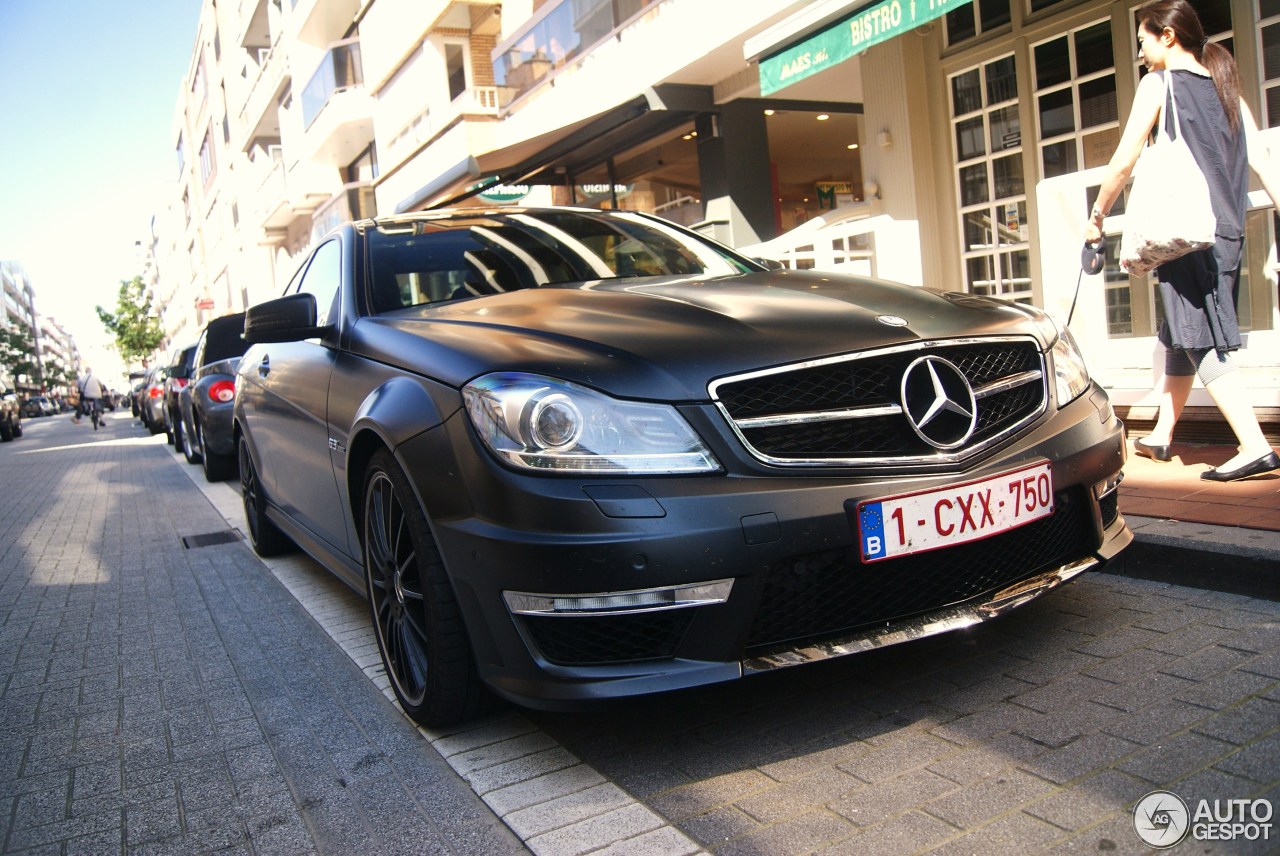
[758,0,973,96]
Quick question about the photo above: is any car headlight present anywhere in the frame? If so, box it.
[463,373,721,474]
[1051,326,1091,406]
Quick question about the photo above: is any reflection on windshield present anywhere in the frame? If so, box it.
[366,210,757,313]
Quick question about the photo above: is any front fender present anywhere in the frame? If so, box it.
[338,373,463,552]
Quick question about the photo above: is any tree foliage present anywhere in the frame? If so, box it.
[97,276,165,364]
[0,325,40,387]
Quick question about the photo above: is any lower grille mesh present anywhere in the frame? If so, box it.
[522,610,694,666]
[745,488,1095,651]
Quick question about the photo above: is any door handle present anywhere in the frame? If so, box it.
[258,355,270,378]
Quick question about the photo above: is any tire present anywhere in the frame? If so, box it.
[0,420,12,442]
[182,418,202,464]
[200,422,234,482]
[11,422,20,438]
[167,412,180,447]
[363,448,487,727]
[238,436,293,557]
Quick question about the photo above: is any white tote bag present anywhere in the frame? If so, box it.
[1118,72,1216,277]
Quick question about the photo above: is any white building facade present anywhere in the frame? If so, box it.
[157,0,1280,434]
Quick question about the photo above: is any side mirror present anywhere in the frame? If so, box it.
[244,293,329,344]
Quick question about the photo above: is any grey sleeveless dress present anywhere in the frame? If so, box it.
[1152,69,1249,353]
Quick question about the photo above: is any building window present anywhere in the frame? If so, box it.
[445,42,467,101]
[945,0,1010,46]
[950,55,1030,303]
[199,128,216,187]
[1260,0,1280,126]
[1033,21,1117,180]
[176,135,185,177]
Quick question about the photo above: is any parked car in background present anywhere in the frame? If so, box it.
[1,386,22,441]
[137,367,167,434]
[162,344,199,449]
[234,208,1131,727]
[21,395,55,418]
[178,312,248,481]
[128,370,147,417]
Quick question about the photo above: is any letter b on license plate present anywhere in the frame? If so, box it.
[856,462,1054,562]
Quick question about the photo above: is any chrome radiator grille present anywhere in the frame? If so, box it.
[710,338,1047,466]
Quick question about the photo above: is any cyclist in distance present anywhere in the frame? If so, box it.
[72,368,104,427]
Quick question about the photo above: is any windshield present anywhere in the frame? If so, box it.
[364,209,759,313]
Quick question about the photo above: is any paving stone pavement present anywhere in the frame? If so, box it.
[523,575,1280,855]
[3,412,1278,855]
[0,415,527,855]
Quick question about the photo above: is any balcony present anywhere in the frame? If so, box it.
[238,40,289,152]
[310,181,376,242]
[493,0,661,107]
[290,0,361,47]
[254,156,333,243]
[238,0,272,49]
[300,39,374,166]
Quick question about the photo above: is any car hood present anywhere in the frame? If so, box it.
[352,269,1050,401]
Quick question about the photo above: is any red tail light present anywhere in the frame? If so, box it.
[207,380,236,404]
[148,386,163,398]
[175,378,190,389]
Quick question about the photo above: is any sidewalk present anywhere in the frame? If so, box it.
[1113,440,1280,602]
[0,414,528,855]
[1,414,1275,855]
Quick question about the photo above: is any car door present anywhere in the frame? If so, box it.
[245,238,353,557]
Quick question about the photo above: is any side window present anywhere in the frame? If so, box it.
[295,240,342,326]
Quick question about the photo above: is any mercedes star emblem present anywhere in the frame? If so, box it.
[900,356,978,449]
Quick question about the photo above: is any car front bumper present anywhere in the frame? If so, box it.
[403,385,1131,710]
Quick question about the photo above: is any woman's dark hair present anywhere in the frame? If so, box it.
[1138,0,1240,132]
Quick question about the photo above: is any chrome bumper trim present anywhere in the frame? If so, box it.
[742,555,1099,674]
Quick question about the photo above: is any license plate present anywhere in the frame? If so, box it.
[856,462,1054,563]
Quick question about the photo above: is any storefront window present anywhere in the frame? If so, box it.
[1260,0,1280,126]
[945,0,1010,46]
[951,54,1030,303]
[1032,21,1116,180]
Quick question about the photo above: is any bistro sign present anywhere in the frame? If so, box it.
[758,0,974,95]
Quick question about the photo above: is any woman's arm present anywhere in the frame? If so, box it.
[1241,97,1280,209]
[1085,71,1165,242]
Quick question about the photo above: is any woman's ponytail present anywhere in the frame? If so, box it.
[1200,41,1241,132]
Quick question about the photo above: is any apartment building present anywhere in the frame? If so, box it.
[1,262,42,395]
[159,0,1280,427]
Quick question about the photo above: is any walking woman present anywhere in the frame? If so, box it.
[1085,0,1280,481]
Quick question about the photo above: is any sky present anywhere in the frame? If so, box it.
[0,1,202,380]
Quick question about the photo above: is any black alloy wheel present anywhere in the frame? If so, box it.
[238,436,292,557]
[363,448,486,727]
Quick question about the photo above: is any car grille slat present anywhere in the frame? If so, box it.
[745,488,1094,651]
[712,339,1047,465]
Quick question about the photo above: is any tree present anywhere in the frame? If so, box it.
[43,363,76,390]
[0,325,40,388]
[97,276,165,364]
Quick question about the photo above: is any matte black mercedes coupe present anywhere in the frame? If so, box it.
[233,207,1131,725]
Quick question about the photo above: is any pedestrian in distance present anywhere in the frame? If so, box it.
[1085,0,1280,481]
